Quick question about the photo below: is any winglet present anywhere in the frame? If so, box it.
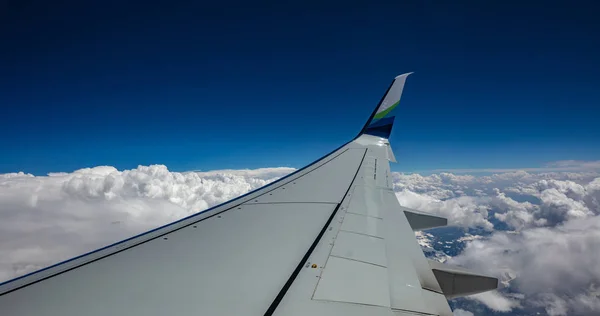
[359,72,413,139]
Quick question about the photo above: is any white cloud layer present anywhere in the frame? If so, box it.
[386,169,600,315]
[0,165,293,282]
[1,164,599,316]
[452,216,600,316]
[465,291,521,312]
[426,160,600,173]
[452,309,474,316]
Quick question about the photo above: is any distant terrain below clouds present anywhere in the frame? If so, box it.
[1,163,600,316]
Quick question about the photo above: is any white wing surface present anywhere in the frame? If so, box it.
[0,73,497,316]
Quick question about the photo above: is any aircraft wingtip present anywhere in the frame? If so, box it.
[395,72,414,79]
[359,72,413,139]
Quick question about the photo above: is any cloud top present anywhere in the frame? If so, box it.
[1,164,599,315]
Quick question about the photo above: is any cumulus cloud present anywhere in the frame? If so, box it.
[393,169,600,231]
[393,172,495,229]
[2,163,600,316]
[0,165,294,282]
[452,309,474,316]
[451,216,600,316]
[493,177,599,230]
[489,189,542,230]
[394,168,600,315]
[426,160,600,174]
[466,291,521,312]
[396,190,493,230]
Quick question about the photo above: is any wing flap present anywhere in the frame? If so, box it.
[401,207,448,231]
[330,231,387,267]
[313,256,391,307]
[307,143,452,316]
[340,212,384,238]
[428,260,499,299]
[382,188,451,316]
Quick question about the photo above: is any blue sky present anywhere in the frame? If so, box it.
[1,1,598,175]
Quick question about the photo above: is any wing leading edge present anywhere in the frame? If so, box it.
[0,73,497,316]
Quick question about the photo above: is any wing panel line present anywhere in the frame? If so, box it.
[338,229,384,240]
[244,202,339,205]
[0,147,355,296]
[263,148,368,316]
[327,255,387,268]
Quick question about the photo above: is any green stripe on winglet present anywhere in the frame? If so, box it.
[373,101,399,119]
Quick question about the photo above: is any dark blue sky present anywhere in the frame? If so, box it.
[1,1,598,175]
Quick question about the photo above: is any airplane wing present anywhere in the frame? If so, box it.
[0,73,497,316]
